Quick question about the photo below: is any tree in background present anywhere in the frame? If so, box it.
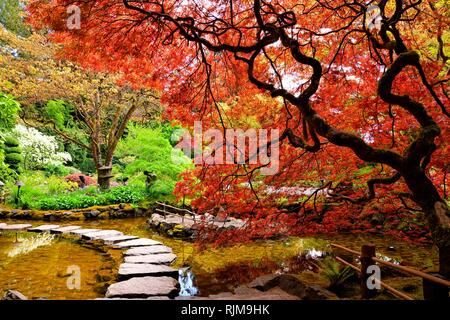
[0,0,30,36]
[0,27,163,189]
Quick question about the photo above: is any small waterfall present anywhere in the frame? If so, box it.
[178,267,198,296]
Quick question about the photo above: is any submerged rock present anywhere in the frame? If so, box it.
[2,290,28,300]
[248,274,338,300]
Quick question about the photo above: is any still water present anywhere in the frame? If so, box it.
[0,217,439,299]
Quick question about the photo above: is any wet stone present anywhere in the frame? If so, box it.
[123,245,173,256]
[70,228,100,236]
[28,224,60,232]
[103,235,139,245]
[81,230,123,240]
[124,253,177,265]
[50,226,82,234]
[0,224,32,231]
[113,238,162,248]
[118,263,178,280]
[105,276,178,298]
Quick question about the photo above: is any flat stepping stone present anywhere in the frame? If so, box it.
[70,228,100,235]
[50,226,82,234]
[124,245,173,256]
[0,224,32,231]
[105,276,178,298]
[0,223,6,227]
[81,230,123,240]
[118,263,178,280]
[103,235,139,245]
[124,253,177,265]
[113,238,162,248]
[28,225,60,232]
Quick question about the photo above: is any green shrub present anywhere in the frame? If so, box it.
[44,164,78,177]
[2,135,22,173]
[320,257,356,293]
[4,152,22,164]
[35,185,147,210]
[115,124,192,198]
[3,146,21,154]
[5,171,77,208]
[3,136,19,147]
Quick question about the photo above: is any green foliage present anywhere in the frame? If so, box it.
[44,164,78,177]
[115,124,192,196]
[0,93,20,131]
[3,136,19,147]
[36,185,147,210]
[320,257,356,293]
[4,152,22,164]
[44,100,73,131]
[3,146,20,154]
[2,135,21,173]
[6,171,77,208]
[4,170,148,209]
[0,0,31,37]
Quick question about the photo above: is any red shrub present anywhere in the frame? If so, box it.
[64,173,97,187]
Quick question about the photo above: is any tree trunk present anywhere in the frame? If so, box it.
[97,165,113,190]
[403,169,450,279]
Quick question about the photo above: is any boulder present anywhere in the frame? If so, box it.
[84,210,101,219]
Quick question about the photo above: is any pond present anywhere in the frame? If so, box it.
[0,217,440,299]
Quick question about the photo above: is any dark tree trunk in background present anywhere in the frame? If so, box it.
[403,168,450,279]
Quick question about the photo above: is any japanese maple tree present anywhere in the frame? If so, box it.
[27,0,450,276]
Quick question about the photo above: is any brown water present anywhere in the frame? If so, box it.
[0,218,440,299]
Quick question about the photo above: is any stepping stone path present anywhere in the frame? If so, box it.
[105,276,178,298]
[124,245,172,256]
[28,225,60,232]
[118,263,178,280]
[103,235,139,245]
[113,238,162,248]
[50,226,81,234]
[124,253,177,265]
[0,223,32,231]
[0,222,181,300]
[81,230,123,240]
[70,228,100,235]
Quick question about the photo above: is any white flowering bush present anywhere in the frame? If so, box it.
[13,124,72,169]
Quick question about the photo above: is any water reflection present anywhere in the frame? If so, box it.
[7,233,55,258]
